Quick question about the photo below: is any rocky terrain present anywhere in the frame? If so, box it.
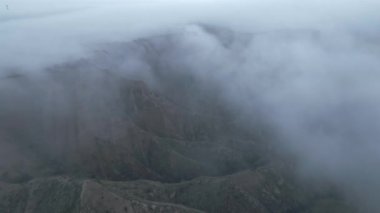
[0,25,356,212]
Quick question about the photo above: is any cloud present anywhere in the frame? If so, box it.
[138,24,380,211]
[1,0,379,72]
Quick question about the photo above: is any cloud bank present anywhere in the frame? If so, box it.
[1,0,379,71]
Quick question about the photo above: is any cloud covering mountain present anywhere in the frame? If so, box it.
[1,0,380,212]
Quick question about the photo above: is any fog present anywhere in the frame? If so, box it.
[1,0,380,212]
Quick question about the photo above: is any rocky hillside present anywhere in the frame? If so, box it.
[0,169,355,213]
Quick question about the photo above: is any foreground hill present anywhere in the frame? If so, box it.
[0,169,354,213]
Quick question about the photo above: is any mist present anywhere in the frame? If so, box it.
[1,0,380,212]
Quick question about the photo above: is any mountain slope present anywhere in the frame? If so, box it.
[0,24,356,212]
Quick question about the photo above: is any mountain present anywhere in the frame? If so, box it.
[0,24,355,212]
